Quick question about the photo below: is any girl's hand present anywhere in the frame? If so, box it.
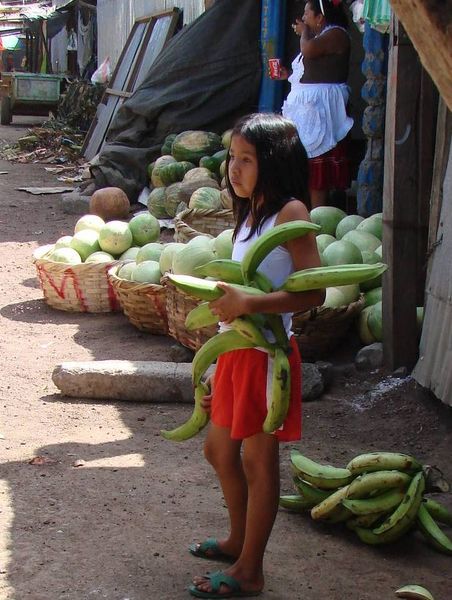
[200,375,213,413]
[209,282,250,324]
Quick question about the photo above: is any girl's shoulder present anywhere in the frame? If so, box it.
[276,198,310,225]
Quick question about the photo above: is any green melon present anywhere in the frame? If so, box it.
[172,130,223,164]
[335,214,364,239]
[117,261,136,280]
[342,230,381,253]
[54,235,73,250]
[136,242,164,263]
[172,237,215,276]
[310,206,347,236]
[213,229,234,259]
[128,212,160,246]
[49,247,82,265]
[367,300,383,341]
[119,246,140,260]
[222,129,233,149]
[358,306,376,345]
[131,260,162,284]
[98,221,133,256]
[199,149,228,175]
[183,167,218,183]
[323,240,363,266]
[357,213,382,240]
[159,242,185,274]
[363,287,382,308]
[323,284,360,308]
[316,234,336,254]
[74,214,105,234]
[85,251,115,264]
[70,229,100,261]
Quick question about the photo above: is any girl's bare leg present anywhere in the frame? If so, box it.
[203,424,247,557]
[193,432,279,595]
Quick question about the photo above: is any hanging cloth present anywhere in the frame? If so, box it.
[362,0,392,34]
[77,12,93,75]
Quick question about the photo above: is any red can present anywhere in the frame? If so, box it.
[268,58,281,79]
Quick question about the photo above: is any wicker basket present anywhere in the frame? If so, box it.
[108,265,168,334]
[174,207,235,242]
[33,253,121,313]
[292,295,365,361]
[163,276,218,351]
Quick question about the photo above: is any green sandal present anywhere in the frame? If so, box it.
[188,538,234,562]
[188,570,262,598]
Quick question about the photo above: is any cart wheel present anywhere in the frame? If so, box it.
[1,97,12,125]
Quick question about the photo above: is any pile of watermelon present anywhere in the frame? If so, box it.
[147,129,233,219]
[310,206,423,344]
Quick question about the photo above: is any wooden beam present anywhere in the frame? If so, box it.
[382,19,421,370]
[390,0,452,110]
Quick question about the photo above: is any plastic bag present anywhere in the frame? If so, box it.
[91,56,112,85]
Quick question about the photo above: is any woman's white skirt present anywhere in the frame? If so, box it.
[282,82,353,158]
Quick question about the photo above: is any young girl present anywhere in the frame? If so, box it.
[188,113,325,598]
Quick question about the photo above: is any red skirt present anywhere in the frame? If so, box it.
[309,137,351,191]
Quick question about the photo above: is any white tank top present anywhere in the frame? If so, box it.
[232,213,295,339]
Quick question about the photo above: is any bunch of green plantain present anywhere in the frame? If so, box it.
[160,220,387,442]
[280,450,452,555]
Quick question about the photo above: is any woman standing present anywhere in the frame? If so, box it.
[278,0,354,208]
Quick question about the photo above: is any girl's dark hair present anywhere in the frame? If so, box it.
[294,0,349,29]
[226,113,310,241]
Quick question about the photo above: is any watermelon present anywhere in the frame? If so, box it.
[323,284,360,308]
[128,212,160,246]
[213,230,234,259]
[367,301,383,341]
[310,206,347,236]
[358,306,376,345]
[161,133,177,156]
[159,161,195,186]
[148,188,169,219]
[48,247,82,265]
[189,187,222,210]
[342,230,381,253]
[131,260,162,284]
[151,155,177,187]
[85,251,115,264]
[172,237,215,276]
[172,130,223,164]
[98,221,133,256]
[363,287,382,308]
[335,214,364,239]
[316,234,336,254]
[222,129,233,149]
[70,229,100,261]
[183,167,218,183]
[117,261,136,280]
[136,242,164,263]
[199,149,228,174]
[357,213,382,240]
[323,240,363,266]
[159,242,185,274]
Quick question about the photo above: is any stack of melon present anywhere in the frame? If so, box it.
[34,212,161,277]
[147,129,233,219]
[310,206,423,344]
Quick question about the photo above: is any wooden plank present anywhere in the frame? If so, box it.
[427,98,452,264]
[382,19,420,370]
[390,0,452,111]
[81,9,181,161]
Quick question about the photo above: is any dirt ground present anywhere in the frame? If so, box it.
[1,118,452,600]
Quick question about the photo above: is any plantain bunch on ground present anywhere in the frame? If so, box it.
[160,220,387,442]
[280,450,452,555]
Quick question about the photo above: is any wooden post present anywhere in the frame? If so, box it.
[382,19,421,370]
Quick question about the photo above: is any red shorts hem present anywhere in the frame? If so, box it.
[211,336,302,442]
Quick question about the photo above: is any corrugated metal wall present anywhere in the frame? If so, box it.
[96,0,206,68]
[413,141,452,405]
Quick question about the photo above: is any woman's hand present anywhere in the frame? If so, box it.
[208,282,250,324]
[271,65,290,80]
